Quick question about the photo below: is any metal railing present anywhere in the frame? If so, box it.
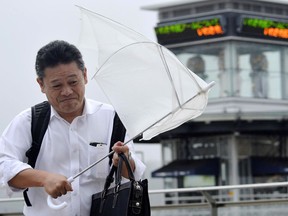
[148,181,288,216]
[1,182,288,216]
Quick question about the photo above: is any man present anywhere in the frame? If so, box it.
[0,40,146,216]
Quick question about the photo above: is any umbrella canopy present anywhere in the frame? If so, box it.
[78,6,215,140]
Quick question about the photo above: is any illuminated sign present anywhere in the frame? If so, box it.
[155,16,225,45]
[238,16,288,40]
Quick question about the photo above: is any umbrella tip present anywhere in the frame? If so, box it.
[202,81,215,92]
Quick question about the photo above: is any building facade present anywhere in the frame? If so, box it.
[143,0,288,206]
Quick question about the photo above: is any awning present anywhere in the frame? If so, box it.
[151,158,220,178]
[251,156,288,176]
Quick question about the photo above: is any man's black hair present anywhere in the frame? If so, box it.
[35,40,85,79]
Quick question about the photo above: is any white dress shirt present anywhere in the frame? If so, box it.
[0,99,146,216]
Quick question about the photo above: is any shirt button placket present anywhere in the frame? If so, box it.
[69,124,81,215]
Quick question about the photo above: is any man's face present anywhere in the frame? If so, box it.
[37,62,88,122]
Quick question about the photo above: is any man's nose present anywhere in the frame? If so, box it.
[61,85,73,96]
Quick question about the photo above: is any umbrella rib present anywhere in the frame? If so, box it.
[92,41,156,79]
[157,45,182,108]
[76,5,151,41]
[140,84,213,138]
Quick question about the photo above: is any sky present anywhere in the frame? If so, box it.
[0,0,170,133]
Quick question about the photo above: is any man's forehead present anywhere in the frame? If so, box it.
[46,72,81,84]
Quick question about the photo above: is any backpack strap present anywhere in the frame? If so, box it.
[26,101,51,168]
[109,113,126,165]
[24,101,51,206]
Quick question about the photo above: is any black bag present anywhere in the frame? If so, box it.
[90,153,151,216]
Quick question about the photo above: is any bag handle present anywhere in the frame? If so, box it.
[115,153,135,186]
[101,152,134,194]
[103,165,117,191]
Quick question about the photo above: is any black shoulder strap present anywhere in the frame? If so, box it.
[25,101,51,168]
[109,113,126,165]
[24,101,51,206]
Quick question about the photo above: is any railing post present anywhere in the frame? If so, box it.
[201,191,218,216]
[211,206,218,216]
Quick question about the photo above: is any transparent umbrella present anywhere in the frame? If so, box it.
[78,6,215,141]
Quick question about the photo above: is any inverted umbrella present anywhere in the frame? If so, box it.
[47,6,215,209]
[78,6,214,140]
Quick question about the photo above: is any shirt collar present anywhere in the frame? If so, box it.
[82,98,103,115]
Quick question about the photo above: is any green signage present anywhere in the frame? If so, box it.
[239,16,288,40]
[242,17,288,29]
[155,16,225,44]
[156,18,223,34]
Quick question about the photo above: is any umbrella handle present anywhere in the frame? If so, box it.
[47,177,74,210]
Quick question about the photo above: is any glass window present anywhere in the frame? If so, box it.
[238,135,282,157]
[173,42,227,98]
[235,42,282,99]
[252,5,261,12]
[265,7,273,13]
[171,40,287,99]
[173,9,191,17]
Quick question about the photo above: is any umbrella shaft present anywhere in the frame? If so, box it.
[72,151,114,180]
[71,135,137,180]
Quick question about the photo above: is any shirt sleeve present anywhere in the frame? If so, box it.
[130,152,146,181]
[124,135,146,181]
[0,108,33,195]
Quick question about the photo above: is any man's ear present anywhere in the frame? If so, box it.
[36,78,45,93]
[83,67,88,84]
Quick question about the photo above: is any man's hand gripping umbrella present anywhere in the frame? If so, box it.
[47,140,132,210]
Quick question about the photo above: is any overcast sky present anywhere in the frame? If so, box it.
[0,0,170,133]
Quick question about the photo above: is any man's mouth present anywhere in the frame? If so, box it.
[59,98,77,103]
